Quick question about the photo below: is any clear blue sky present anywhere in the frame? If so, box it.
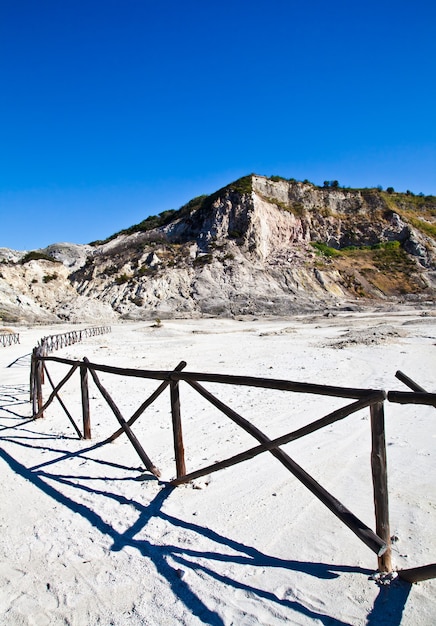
[1,0,435,250]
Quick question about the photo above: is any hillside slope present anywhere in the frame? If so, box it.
[1,175,435,323]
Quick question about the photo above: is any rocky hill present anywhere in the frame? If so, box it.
[1,175,435,323]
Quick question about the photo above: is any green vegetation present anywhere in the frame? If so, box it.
[193,254,213,266]
[228,229,242,239]
[405,215,436,239]
[90,176,254,246]
[311,240,406,260]
[177,195,209,217]
[289,202,305,217]
[21,251,58,264]
[310,242,341,257]
[371,242,416,274]
[102,265,118,277]
[113,209,177,239]
[269,175,288,182]
[227,175,253,195]
[115,273,131,284]
[381,191,436,240]
[268,175,312,185]
[370,240,401,251]
[42,273,58,283]
[311,238,423,296]
[137,265,157,277]
[259,194,306,217]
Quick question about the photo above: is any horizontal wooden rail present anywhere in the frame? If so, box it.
[389,370,435,406]
[37,356,384,399]
[399,564,436,583]
[387,391,436,407]
[174,372,382,399]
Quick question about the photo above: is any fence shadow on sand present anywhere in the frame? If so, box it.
[0,440,411,626]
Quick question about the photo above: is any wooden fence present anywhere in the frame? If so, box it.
[0,332,20,347]
[37,326,111,353]
[30,351,395,573]
[30,327,111,423]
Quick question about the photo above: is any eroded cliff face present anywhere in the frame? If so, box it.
[251,177,427,260]
[1,175,435,323]
[0,258,117,324]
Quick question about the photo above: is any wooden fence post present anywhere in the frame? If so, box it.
[80,361,91,439]
[40,341,47,384]
[170,379,186,478]
[370,401,392,572]
[34,346,44,418]
[30,348,37,413]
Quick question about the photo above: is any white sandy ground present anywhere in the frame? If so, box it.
[0,311,435,626]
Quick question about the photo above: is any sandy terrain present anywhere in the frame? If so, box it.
[0,310,435,625]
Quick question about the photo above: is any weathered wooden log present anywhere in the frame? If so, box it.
[176,372,382,399]
[40,344,46,385]
[399,564,436,583]
[370,402,392,572]
[30,348,36,408]
[395,370,427,393]
[170,379,186,478]
[41,356,384,399]
[106,361,187,443]
[43,364,83,439]
[35,347,44,418]
[171,392,385,486]
[84,359,160,477]
[80,362,91,439]
[388,391,436,407]
[185,379,387,556]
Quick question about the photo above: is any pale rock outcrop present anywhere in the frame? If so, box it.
[1,175,434,323]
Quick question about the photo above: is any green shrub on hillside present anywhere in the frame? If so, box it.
[310,242,340,257]
[21,251,58,264]
[42,273,58,283]
[115,273,131,284]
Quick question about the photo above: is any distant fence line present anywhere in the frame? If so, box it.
[37,326,111,354]
[0,332,20,347]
